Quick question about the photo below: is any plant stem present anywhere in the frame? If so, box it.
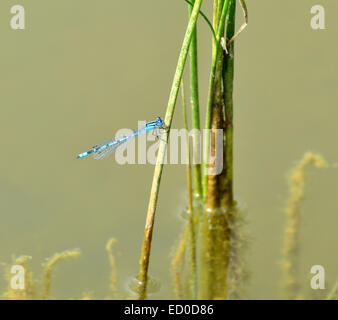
[200,101,230,300]
[181,80,193,213]
[213,1,219,30]
[188,0,203,199]
[215,0,225,30]
[206,105,223,210]
[203,0,230,201]
[184,0,217,41]
[137,0,204,300]
[220,0,236,208]
[199,0,234,300]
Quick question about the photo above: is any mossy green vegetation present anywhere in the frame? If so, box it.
[1,241,119,300]
[281,153,328,299]
[2,250,81,300]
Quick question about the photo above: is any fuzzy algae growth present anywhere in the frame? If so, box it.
[282,152,328,299]
[42,250,81,300]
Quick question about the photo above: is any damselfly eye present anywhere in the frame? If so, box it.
[156,117,164,126]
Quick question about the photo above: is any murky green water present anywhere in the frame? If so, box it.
[0,1,337,299]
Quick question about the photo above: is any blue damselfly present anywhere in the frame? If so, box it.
[77,117,166,159]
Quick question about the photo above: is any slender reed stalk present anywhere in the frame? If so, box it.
[187,0,203,199]
[203,0,230,201]
[200,103,230,300]
[223,7,252,291]
[199,0,238,300]
[220,0,236,208]
[182,80,193,212]
[184,0,216,41]
[227,0,248,46]
[215,0,225,30]
[206,105,223,209]
[213,1,220,30]
[137,0,204,300]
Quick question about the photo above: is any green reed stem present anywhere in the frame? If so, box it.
[184,0,216,41]
[200,105,230,299]
[203,0,230,202]
[214,0,225,30]
[137,0,204,300]
[199,0,235,300]
[220,0,236,208]
[187,0,203,199]
[213,1,219,30]
[181,80,193,213]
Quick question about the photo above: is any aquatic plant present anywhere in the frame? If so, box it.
[2,250,80,300]
[42,250,81,300]
[106,238,119,299]
[136,0,249,300]
[281,153,328,299]
[1,238,121,300]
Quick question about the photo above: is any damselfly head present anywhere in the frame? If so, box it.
[156,117,164,127]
